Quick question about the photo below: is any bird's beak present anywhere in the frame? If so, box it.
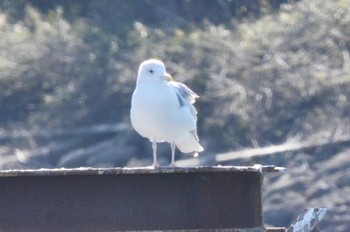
[162,73,173,81]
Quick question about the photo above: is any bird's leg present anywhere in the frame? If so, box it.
[169,142,176,167]
[152,141,159,168]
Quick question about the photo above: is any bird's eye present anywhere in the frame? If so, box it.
[149,69,154,74]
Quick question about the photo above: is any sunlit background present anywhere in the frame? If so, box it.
[0,0,349,230]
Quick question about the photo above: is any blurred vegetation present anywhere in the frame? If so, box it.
[1,2,349,229]
[0,0,349,154]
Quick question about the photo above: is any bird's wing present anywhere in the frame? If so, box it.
[169,81,199,119]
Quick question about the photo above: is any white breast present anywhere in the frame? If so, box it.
[130,82,196,143]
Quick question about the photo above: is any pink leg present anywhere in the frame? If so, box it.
[152,141,159,168]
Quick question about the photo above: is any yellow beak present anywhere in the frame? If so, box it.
[164,73,173,81]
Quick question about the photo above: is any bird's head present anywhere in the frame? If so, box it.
[137,59,173,83]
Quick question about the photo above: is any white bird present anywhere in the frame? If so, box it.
[130,59,203,168]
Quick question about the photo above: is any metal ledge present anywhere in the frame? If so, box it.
[0,166,284,231]
[0,165,285,177]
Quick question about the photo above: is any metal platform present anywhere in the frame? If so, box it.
[0,165,320,232]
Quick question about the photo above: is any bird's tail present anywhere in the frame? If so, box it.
[175,130,204,154]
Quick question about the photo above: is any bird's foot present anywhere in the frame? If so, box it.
[152,162,160,169]
[167,162,176,168]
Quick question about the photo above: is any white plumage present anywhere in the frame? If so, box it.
[130,59,203,167]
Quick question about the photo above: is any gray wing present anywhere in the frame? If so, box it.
[169,81,199,119]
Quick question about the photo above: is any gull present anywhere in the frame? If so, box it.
[130,59,203,168]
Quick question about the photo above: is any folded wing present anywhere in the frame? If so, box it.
[169,81,203,153]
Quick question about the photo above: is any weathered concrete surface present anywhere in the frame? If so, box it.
[287,208,327,232]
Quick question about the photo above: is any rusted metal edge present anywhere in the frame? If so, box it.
[287,208,327,232]
[120,228,266,232]
[0,165,264,230]
[0,165,286,177]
